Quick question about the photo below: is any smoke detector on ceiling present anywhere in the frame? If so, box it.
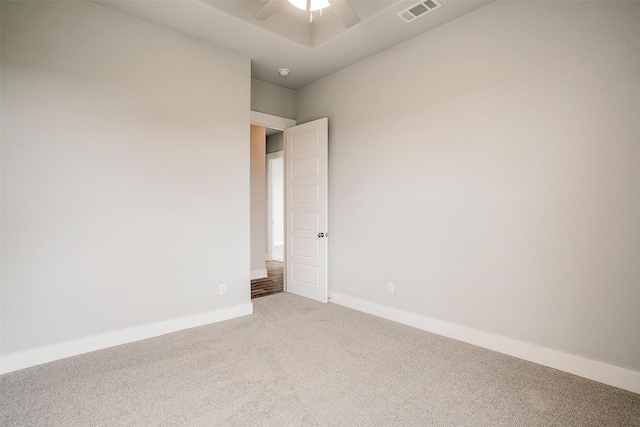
[397,0,441,23]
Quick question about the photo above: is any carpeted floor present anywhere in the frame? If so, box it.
[1,293,638,426]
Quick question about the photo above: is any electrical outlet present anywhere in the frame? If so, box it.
[219,283,226,295]
[387,282,395,294]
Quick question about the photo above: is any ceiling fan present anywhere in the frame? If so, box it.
[252,0,361,27]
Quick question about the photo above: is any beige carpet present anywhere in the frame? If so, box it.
[1,293,638,426]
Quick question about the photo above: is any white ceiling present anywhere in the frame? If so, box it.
[93,0,494,90]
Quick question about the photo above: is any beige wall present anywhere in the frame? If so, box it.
[296,1,640,372]
[251,79,296,120]
[266,132,284,154]
[250,125,267,273]
[1,1,251,355]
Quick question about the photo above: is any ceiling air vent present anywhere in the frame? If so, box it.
[397,0,441,23]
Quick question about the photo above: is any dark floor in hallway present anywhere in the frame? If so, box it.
[251,261,283,299]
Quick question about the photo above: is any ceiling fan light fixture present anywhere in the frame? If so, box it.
[288,0,330,12]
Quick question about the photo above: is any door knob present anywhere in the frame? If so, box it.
[318,232,325,238]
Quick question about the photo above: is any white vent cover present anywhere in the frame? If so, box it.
[397,0,441,23]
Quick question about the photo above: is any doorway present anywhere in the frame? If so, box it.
[249,112,329,303]
[249,111,294,299]
[251,129,285,299]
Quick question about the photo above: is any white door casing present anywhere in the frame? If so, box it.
[284,118,328,303]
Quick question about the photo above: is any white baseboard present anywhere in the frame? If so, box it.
[329,292,640,394]
[251,269,268,280]
[0,302,253,375]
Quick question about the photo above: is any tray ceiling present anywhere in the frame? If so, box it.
[92,0,494,89]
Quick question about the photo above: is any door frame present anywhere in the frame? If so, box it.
[250,111,296,132]
[250,111,296,291]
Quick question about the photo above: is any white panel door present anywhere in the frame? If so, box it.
[285,118,328,303]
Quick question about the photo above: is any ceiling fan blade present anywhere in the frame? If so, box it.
[252,0,284,20]
[330,0,361,28]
